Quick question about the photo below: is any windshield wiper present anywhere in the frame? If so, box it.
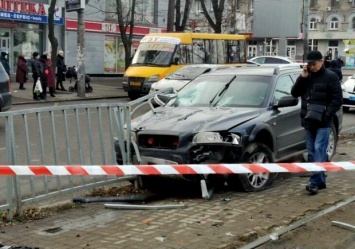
[209,76,236,107]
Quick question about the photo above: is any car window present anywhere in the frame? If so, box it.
[174,75,271,107]
[0,63,8,82]
[265,57,288,64]
[274,75,294,101]
[253,57,265,64]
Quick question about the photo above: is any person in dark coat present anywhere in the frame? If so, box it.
[31,52,44,101]
[328,60,343,82]
[15,55,28,90]
[0,49,10,76]
[291,51,343,195]
[39,54,48,99]
[56,50,67,91]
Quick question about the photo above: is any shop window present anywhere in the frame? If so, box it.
[352,17,355,29]
[13,30,43,61]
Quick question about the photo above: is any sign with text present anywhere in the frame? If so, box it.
[65,0,86,12]
[0,1,63,25]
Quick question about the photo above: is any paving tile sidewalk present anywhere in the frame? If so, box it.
[10,77,127,105]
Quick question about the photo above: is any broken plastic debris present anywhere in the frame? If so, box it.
[226,232,234,236]
[155,236,165,242]
[269,233,279,240]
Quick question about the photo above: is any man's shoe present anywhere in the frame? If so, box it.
[61,88,67,91]
[19,87,26,90]
[56,87,61,91]
[306,183,318,195]
[318,183,327,190]
[50,94,56,97]
[33,97,40,101]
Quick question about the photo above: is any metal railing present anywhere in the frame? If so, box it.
[0,102,136,219]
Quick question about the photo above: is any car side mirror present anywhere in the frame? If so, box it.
[153,91,178,106]
[275,96,299,108]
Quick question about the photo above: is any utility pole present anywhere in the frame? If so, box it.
[167,0,175,32]
[302,0,309,61]
[76,8,85,97]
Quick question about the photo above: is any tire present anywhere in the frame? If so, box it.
[227,142,276,192]
[327,123,337,161]
[128,92,140,100]
[342,106,350,112]
[68,86,75,92]
[86,86,93,93]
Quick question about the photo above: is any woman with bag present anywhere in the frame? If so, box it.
[31,52,43,101]
[15,55,28,90]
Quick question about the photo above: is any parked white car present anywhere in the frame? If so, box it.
[248,56,303,66]
[149,64,229,93]
[341,74,355,112]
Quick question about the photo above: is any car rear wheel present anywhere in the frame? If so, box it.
[227,142,276,192]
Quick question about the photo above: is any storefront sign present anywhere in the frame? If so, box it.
[0,1,63,25]
[67,19,167,35]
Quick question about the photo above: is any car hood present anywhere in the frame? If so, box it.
[153,79,190,92]
[132,107,261,133]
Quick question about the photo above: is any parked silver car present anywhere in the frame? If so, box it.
[0,62,11,112]
[149,64,229,93]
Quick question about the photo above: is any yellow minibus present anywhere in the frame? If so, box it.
[123,32,249,99]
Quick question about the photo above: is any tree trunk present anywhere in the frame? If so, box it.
[77,9,85,97]
[48,0,58,69]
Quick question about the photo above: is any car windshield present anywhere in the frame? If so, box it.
[166,66,212,80]
[173,75,271,108]
[132,42,176,66]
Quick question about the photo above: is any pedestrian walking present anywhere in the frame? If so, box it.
[31,52,44,101]
[56,50,67,91]
[328,60,343,82]
[291,50,343,195]
[15,55,28,90]
[0,49,10,77]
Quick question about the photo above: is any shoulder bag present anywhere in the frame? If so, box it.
[304,83,326,122]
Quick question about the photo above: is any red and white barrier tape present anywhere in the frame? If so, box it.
[0,162,355,176]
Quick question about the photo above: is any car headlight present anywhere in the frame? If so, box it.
[192,132,241,145]
[147,74,160,82]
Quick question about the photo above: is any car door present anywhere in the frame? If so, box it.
[273,74,305,160]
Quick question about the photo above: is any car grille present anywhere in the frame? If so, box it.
[138,135,179,150]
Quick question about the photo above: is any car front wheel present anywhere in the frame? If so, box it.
[227,142,276,192]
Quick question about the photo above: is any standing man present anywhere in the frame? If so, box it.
[56,50,67,91]
[291,50,343,195]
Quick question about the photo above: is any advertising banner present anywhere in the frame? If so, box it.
[104,36,117,73]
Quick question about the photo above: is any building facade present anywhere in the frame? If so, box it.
[0,0,163,75]
[0,0,64,74]
[188,0,355,68]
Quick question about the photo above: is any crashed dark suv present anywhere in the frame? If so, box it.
[115,65,342,192]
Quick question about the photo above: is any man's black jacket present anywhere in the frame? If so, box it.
[291,66,343,129]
